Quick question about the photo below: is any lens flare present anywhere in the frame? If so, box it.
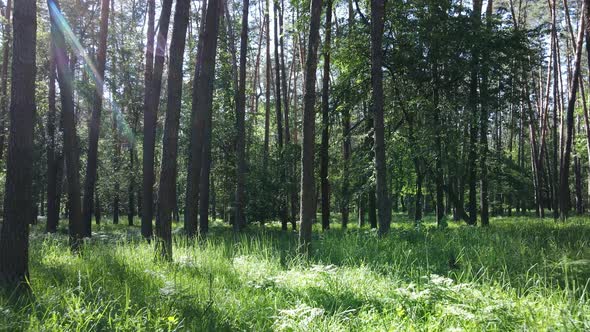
[49,0,135,147]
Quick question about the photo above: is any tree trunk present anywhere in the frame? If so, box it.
[128,145,135,226]
[479,0,492,226]
[95,189,101,225]
[234,0,250,231]
[272,0,288,230]
[299,0,322,253]
[263,0,271,168]
[155,0,190,261]
[138,0,156,241]
[371,0,391,235]
[49,0,84,251]
[467,0,482,226]
[551,0,560,219]
[320,0,332,231]
[81,0,110,237]
[183,0,208,235]
[185,0,221,236]
[357,196,364,227]
[46,29,59,233]
[559,3,585,221]
[575,155,583,214]
[0,0,35,289]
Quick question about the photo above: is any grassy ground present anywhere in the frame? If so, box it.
[0,215,589,331]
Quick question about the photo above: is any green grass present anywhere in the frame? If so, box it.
[1,215,590,331]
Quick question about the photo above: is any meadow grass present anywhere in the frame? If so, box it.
[1,214,589,331]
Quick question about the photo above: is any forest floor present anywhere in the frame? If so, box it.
[0,214,589,331]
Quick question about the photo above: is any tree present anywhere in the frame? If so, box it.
[479,0,493,226]
[82,0,110,237]
[273,0,288,230]
[299,0,322,252]
[371,0,391,235]
[155,0,190,261]
[185,0,221,236]
[320,0,332,230]
[139,0,154,233]
[0,0,36,289]
[234,0,250,231]
[263,0,271,168]
[49,0,84,251]
[46,25,59,233]
[142,0,172,239]
[467,0,482,226]
[559,2,585,221]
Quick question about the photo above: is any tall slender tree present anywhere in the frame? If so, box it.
[559,3,585,220]
[467,0,482,226]
[0,0,36,289]
[185,0,221,236]
[320,0,332,230]
[299,0,323,252]
[49,0,84,251]
[479,0,493,226]
[142,0,173,239]
[46,29,59,233]
[82,0,110,237]
[263,0,271,168]
[183,0,207,235]
[235,0,250,230]
[156,0,190,261]
[371,0,391,235]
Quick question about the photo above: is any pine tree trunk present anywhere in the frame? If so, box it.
[371,0,391,235]
[155,0,190,261]
[46,29,59,233]
[186,0,221,236]
[183,0,207,234]
[263,0,271,168]
[559,3,585,221]
[49,0,83,251]
[320,0,332,231]
[299,0,322,252]
[82,0,110,237]
[479,0,493,226]
[141,0,165,240]
[0,0,35,289]
[234,0,250,231]
[467,0,482,226]
[128,142,135,226]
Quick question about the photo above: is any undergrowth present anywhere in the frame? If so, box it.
[1,215,589,331]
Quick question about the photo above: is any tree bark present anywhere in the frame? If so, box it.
[234,0,250,231]
[46,29,59,233]
[479,0,492,226]
[49,0,84,251]
[184,0,208,235]
[559,3,585,221]
[371,0,391,235]
[155,0,190,261]
[299,0,322,253]
[0,0,35,289]
[467,0,482,226]
[140,0,156,238]
[185,0,221,236]
[263,0,271,168]
[81,0,110,237]
[320,0,332,231]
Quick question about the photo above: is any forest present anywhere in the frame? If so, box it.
[0,0,589,329]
